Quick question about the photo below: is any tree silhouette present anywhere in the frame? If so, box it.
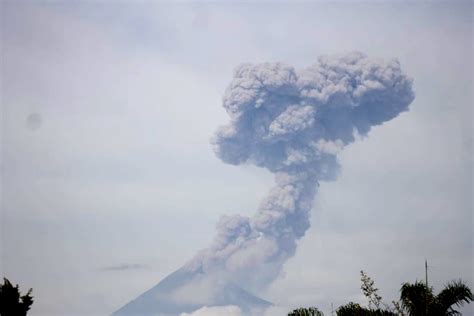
[400,280,472,315]
[336,302,396,316]
[361,270,383,309]
[0,278,34,316]
[288,306,324,316]
[290,270,472,316]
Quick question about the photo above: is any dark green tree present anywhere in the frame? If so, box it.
[400,280,472,315]
[336,302,396,316]
[0,278,34,316]
[288,306,324,316]
[336,302,366,316]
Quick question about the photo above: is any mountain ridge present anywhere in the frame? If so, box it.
[112,266,272,316]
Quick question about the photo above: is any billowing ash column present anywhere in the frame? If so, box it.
[186,52,415,290]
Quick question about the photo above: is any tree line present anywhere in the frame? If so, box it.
[288,271,472,316]
[1,270,471,316]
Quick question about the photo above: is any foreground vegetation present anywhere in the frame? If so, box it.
[1,271,471,316]
[0,278,34,316]
[288,271,473,316]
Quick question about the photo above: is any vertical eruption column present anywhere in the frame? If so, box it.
[186,52,415,290]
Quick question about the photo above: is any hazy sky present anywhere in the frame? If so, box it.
[1,1,472,315]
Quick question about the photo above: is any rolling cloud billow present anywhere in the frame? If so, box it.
[187,52,415,289]
[114,52,414,315]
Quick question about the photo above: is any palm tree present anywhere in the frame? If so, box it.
[400,280,472,315]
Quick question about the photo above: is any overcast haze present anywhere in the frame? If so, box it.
[1,1,472,315]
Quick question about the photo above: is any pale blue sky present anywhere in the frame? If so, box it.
[1,1,472,315]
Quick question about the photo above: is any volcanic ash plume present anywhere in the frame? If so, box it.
[186,52,415,289]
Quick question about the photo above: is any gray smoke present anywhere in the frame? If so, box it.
[185,52,414,290]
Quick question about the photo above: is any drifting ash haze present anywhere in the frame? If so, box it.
[114,52,415,316]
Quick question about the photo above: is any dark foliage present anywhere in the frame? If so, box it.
[400,280,473,315]
[288,306,324,316]
[0,278,34,316]
[292,271,472,316]
[336,302,396,316]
